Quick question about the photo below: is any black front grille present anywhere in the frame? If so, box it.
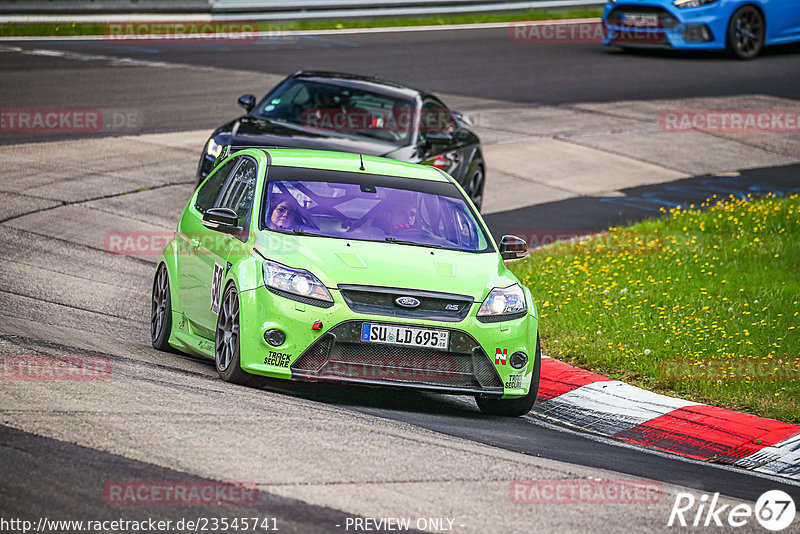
[291,321,503,394]
[606,6,679,30]
[338,285,474,322]
[476,311,527,324]
[609,31,670,45]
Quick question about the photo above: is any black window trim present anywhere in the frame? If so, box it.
[194,154,261,244]
[218,155,259,243]
[194,156,245,214]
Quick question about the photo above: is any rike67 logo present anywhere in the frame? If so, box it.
[668,490,796,531]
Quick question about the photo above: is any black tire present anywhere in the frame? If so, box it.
[151,263,175,352]
[476,335,542,417]
[466,165,485,212]
[727,5,764,59]
[215,283,256,385]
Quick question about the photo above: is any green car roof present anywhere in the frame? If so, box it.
[246,148,451,182]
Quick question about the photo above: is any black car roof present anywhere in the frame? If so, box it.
[290,70,429,101]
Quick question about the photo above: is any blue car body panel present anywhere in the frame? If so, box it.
[602,0,800,50]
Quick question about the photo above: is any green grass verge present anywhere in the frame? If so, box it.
[509,193,800,424]
[0,8,602,37]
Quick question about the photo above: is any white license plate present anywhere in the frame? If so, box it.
[623,13,659,27]
[361,323,449,349]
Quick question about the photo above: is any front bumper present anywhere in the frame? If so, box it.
[291,320,505,397]
[237,285,538,398]
[602,3,727,50]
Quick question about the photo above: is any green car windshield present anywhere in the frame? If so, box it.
[262,167,492,253]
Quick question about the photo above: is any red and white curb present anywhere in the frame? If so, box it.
[532,356,800,481]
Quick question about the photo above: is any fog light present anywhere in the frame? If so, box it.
[510,351,528,369]
[264,329,285,346]
[683,24,712,43]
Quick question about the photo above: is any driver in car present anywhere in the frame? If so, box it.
[268,197,297,230]
[307,87,349,128]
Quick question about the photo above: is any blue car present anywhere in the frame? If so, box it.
[602,0,800,58]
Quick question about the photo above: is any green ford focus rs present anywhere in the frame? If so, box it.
[151,148,540,416]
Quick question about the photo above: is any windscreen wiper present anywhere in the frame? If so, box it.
[270,228,324,237]
[384,237,443,248]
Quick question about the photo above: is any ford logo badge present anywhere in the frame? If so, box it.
[395,296,421,308]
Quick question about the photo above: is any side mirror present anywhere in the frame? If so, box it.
[202,207,242,235]
[452,110,474,127]
[499,235,528,260]
[453,128,471,141]
[238,94,256,113]
[424,130,454,145]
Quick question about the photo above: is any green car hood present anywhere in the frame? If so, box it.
[254,231,516,301]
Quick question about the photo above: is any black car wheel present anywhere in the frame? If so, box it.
[151,263,174,352]
[215,284,255,385]
[727,5,764,59]
[466,165,485,212]
[476,335,541,417]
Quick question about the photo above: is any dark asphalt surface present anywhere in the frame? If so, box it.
[1,27,799,144]
[485,163,800,239]
[0,424,409,533]
[252,378,800,504]
[2,26,800,525]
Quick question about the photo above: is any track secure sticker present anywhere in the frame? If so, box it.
[264,351,291,367]
[211,262,224,315]
[505,373,523,389]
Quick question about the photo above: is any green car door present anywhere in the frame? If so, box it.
[178,155,259,337]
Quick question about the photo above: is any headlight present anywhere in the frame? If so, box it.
[206,138,222,158]
[477,284,526,318]
[673,0,717,8]
[263,260,333,304]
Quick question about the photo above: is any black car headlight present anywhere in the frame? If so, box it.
[673,0,718,8]
[477,284,527,320]
[263,260,333,304]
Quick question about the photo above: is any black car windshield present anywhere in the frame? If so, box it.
[262,168,492,253]
[254,79,416,145]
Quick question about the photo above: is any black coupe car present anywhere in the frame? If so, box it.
[197,71,486,211]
